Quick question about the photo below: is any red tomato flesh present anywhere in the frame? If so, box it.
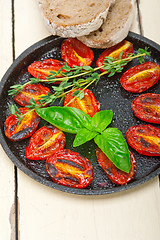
[126,125,160,156]
[64,88,100,117]
[28,59,66,84]
[13,84,51,106]
[96,40,133,72]
[25,126,66,160]
[96,148,136,185]
[131,93,160,124]
[61,38,94,67]
[120,62,160,93]
[45,149,93,188]
[5,108,40,141]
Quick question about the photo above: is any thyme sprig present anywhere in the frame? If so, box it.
[8,48,150,98]
[8,65,95,97]
[8,47,150,123]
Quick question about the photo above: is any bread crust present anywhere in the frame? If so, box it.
[78,0,135,48]
[38,0,114,38]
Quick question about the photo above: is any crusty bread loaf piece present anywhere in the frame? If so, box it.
[38,0,114,38]
[78,0,135,48]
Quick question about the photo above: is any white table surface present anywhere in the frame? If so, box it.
[0,0,160,239]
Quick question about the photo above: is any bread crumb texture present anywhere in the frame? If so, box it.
[78,0,134,48]
[38,0,113,37]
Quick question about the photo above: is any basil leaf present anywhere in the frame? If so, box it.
[94,128,130,173]
[91,110,113,133]
[36,106,91,134]
[73,128,98,147]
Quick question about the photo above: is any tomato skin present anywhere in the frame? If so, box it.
[25,126,66,160]
[5,108,40,141]
[126,125,160,156]
[61,38,94,67]
[96,148,136,185]
[64,88,100,117]
[13,84,51,106]
[28,59,66,84]
[131,93,160,124]
[120,62,160,93]
[96,40,133,72]
[45,149,93,188]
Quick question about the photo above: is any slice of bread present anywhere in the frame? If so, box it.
[38,0,115,38]
[78,0,135,48]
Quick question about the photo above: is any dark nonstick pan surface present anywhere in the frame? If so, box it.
[0,32,160,195]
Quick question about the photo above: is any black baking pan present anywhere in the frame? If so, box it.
[0,32,160,195]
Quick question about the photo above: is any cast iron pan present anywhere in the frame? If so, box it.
[0,32,160,195]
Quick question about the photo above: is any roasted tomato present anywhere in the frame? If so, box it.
[45,149,93,188]
[13,84,51,106]
[131,93,160,124]
[5,108,40,141]
[120,62,160,93]
[61,38,94,67]
[126,125,160,156]
[64,88,100,117]
[25,126,66,160]
[96,40,133,72]
[96,148,136,185]
[28,59,66,84]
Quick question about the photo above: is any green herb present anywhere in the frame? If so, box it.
[8,48,150,101]
[73,128,98,147]
[72,90,85,100]
[36,106,92,134]
[9,104,23,124]
[94,128,130,173]
[8,104,37,126]
[91,110,113,133]
[11,99,42,125]
[137,47,150,64]
[36,106,130,173]
[26,98,43,109]
[8,84,24,96]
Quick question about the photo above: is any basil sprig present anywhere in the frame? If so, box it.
[36,106,130,173]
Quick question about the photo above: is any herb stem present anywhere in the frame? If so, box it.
[65,78,96,106]
[46,69,94,83]
[56,81,89,100]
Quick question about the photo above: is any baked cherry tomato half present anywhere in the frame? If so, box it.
[131,93,160,124]
[5,108,40,141]
[25,126,66,160]
[126,125,160,156]
[96,148,136,185]
[61,38,94,67]
[120,62,160,93]
[13,84,51,106]
[28,59,66,84]
[64,88,100,117]
[96,40,133,72]
[45,149,93,188]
